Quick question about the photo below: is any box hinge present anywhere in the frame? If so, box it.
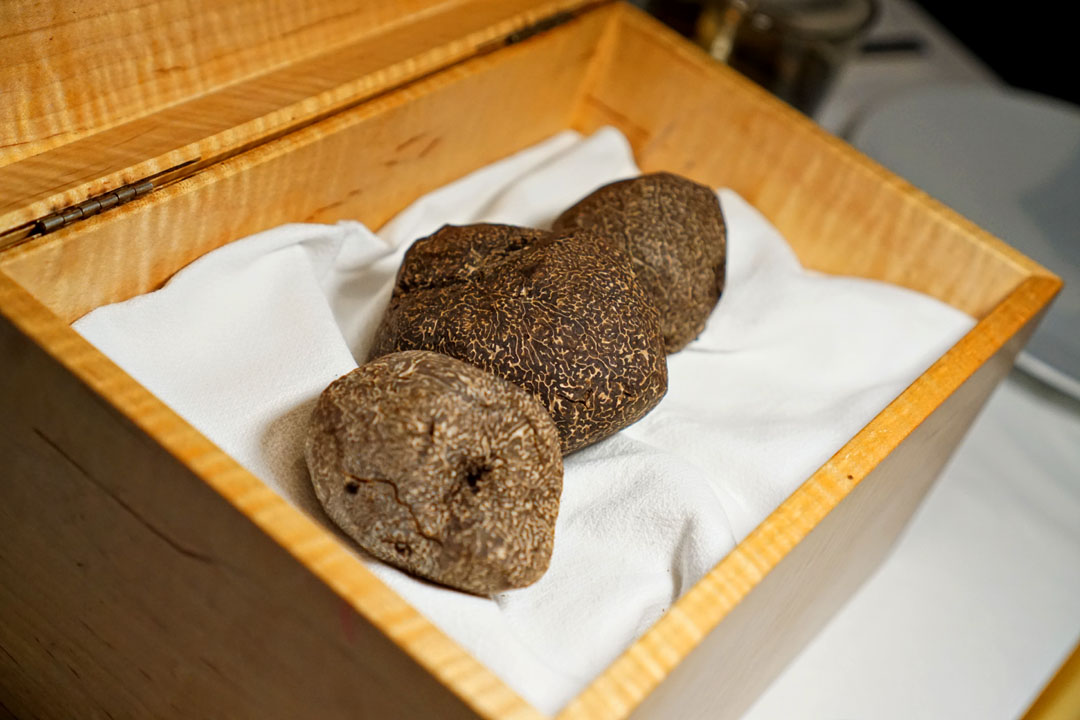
[35,178,155,236]
[0,158,201,253]
[502,9,578,46]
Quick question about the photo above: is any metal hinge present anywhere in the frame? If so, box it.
[0,157,201,252]
[34,178,155,236]
[503,9,577,45]
[474,2,607,55]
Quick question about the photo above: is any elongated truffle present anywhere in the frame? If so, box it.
[368,224,668,454]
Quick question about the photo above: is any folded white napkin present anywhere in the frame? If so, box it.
[73,127,975,713]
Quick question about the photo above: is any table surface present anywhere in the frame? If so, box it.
[742,1,1080,718]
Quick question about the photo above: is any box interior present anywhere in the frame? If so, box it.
[0,5,1056,720]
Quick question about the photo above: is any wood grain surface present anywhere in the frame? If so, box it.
[0,3,1061,719]
[2,0,450,164]
[0,0,599,234]
[1023,640,1080,720]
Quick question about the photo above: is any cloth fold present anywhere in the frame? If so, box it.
[73,127,974,713]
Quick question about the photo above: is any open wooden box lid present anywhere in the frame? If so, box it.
[0,0,600,248]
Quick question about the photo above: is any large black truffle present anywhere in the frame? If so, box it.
[368,224,668,454]
[553,172,727,352]
[305,350,563,595]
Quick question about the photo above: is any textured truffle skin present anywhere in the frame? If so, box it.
[368,224,668,454]
[553,172,727,352]
[305,350,563,595]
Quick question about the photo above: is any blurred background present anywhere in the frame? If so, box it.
[635,0,1080,718]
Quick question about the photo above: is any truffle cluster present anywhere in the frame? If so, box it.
[306,172,727,594]
[368,224,668,454]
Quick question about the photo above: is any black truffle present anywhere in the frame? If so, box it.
[305,350,563,595]
[553,172,727,352]
[369,224,668,454]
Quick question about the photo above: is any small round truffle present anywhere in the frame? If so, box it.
[553,172,727,352]
[368,224,668,454]
[305,350,563,595]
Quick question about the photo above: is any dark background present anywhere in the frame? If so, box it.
[914,2,1079,107]
[639,0,1079,109]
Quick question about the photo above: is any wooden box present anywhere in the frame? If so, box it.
[0,2,1060,718]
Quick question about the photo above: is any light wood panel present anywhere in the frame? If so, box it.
[0,7,609,323]
[1023,641,1080,720]
[0,263,541,720]
[0,0,599,234]
[1,0,451,165]
[572,5,1049,319]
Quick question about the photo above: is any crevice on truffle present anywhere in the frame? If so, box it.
[345,473,444,546]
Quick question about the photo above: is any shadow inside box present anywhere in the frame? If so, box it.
[259,397,350,541]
